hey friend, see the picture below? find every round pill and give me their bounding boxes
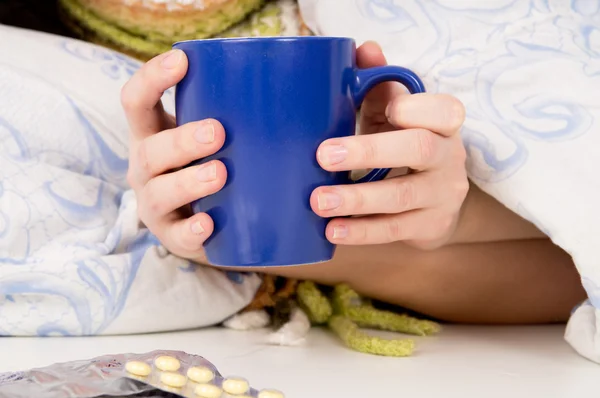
[194,383,223,398]
[222,377,249,395]
[154,356,181,372]
[125,361,151,377]
[258,389,285,398]
[187,366,215,384]
[160,372,187,388]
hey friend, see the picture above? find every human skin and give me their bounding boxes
[121,43,586,325]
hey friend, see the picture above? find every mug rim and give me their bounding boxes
[173,36,353,47]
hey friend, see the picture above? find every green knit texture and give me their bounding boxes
[331,284,440,336]
[296,281,332,324]
[59,0,287,59]
[297,282,440,357]
[328,315,415,357]
[222,2,283,38]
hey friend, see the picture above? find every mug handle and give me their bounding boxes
[352,66,426,183]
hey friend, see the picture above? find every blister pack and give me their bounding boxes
[0,350,284,398]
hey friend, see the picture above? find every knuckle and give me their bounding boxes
[393,179,416,211]
[347,187,366,213]
[136,140,154,177]
[174,168,193,197]
[385,218,404,242]
[176,167,206,199]
[360,138,379,165]
[120,81,141,112]
[143,183,167,216]
[172,126,191,156]
[414,129,437,165]
[353,222,369,243]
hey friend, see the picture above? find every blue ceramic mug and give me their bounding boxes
[173,37,425,267]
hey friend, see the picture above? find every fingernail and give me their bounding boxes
[196,163,216,182]
[331,225,348,240]
[190,221,205,235]
[194,123,215,144]
[318,192,342,211]
[318,144,347,166]
[161,49,183,69]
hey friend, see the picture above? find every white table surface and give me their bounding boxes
[0,325,598,397]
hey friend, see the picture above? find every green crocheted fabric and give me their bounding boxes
[331,284,440,337]
[58,0,298,60]
[221,2,284,38]
[297,281,441,357]
[297,281,332,323]
[328,315,416,357]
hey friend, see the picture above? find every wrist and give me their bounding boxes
[444,181,474,246]
[446,181,547,245]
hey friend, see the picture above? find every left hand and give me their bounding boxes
[310,42,469,250]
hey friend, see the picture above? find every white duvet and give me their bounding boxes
[1,0,599,366]
[0,24,261,336]
[298,0,600,362]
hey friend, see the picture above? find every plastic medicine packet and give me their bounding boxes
[0,350,284,398]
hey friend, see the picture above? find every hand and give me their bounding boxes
[121,49,226,261]
[310,42,469,250]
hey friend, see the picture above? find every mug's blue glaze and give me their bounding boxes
[174,37,425,267]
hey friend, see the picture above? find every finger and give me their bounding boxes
[317,128,449,171]
[356,41,405,123]
[311,173,439,217]
[356,41,387,69]
[356,42,397,106]
[121,49,188,142]
[138,160,226,223]
[325,210,456,245]
[386,93,465,137]
[159,212,214,254]
[132,119,225,186]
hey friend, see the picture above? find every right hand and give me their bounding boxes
[121,49,226,262]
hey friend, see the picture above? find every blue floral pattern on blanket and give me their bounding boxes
[0,81,144,335]
[60,40,140,80]
[304,0,600,363]
[354,0,598,182]
[59,39,176,100]
[0,27,258,336]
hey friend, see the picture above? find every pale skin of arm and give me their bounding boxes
[258,183,585,324]
[121,44,585,326]
[207,134,583,325]
[448,182,547,244]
